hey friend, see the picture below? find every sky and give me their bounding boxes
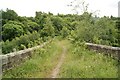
[0,0,119,17]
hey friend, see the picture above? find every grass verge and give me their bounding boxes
[58,42,118,78]
[3,39,63,78]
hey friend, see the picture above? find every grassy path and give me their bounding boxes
[3,39,69,78]
[3,39,118,78]
[50,46,66,78]
[3,39,60,78]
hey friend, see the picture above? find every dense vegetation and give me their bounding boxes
[1,8,119,54]
[1,5,119,78]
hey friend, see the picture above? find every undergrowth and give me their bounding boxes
[3,39,62,78]
[58,41,118,78]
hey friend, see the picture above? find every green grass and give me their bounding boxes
[3,39,63,78]
[2,39,118,78]
[58,42,118,78]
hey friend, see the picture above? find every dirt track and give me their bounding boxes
[50,46,66,78]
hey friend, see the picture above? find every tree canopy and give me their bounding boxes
[1,8,119,54]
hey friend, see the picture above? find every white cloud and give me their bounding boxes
[0,0,119,17]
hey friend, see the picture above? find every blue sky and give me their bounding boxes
[0,0,119,17]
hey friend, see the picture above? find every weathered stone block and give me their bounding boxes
[85,43,120,60]
[2,55,8,65]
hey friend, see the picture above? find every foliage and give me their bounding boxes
[40,17,55,37]
[51,16,65,35]
[35,11,47,29]
[24,20,40,33]
[69,13,119,47]
[60,26,70,38]
[2,31,41,54]
[1,8,120,54]
[2,21,24,41]
[116,18,120,47]
[2,8,18,25]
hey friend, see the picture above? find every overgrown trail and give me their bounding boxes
[3,39,70,78]
[50,46,66,78]
[3,39,117,78]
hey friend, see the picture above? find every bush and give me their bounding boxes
[2,31,42,54]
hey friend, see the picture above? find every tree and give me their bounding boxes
[3,8,18,20]
[51,16,64,35]
[2,21,24,41]
[2,8,18,25]
[0,10,2,41]
[61,26,70,38]
[40,17,55,37]
[116,18,120,46]
[35,11,47,29]
[27,20,40,32]
[17,16,40,33]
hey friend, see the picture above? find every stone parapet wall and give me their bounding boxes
[1,40,52,72]
[85,43,120,60]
